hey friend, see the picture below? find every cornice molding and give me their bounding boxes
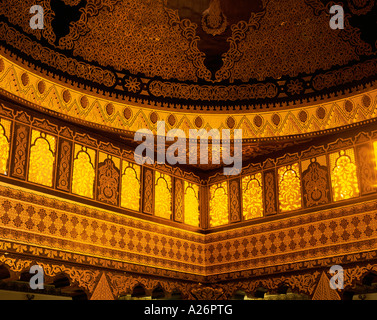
[0,52,377,141]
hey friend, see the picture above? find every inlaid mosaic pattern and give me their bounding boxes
[0,181,377,278]
[0,183,206,275]
[205,199,377,275]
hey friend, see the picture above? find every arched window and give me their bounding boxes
[0,119,11,175]
[28,130,55,187]
[278,163,302,212]
[154,172,172,220]
[242,173,263,220]
[121,161,141,211]
[209,182,229,227]
[184,182,200,227]
[330,149,359,201]
[72,144,95,198]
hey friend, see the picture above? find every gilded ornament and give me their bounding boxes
[201,0,228,36]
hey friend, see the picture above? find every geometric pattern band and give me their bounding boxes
[0,181,377,277]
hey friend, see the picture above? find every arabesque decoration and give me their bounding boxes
[0,118,10,175]
[209,182,229,227]
[330,149,360,202]
[184,182,200,227]
[154,172,172,220]
[278,163,302,212]
[121,161,141,212]
[242,173,264,220]
[72,145,96,199]
[28,130,55,187]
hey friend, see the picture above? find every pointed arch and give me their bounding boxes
[121,161,141,211]
[278,163,302,212]
[209,182,229,227]
[184,182,200,227]
[330,149,360,201]
[242,173,263,220]
[0,119,11,175]
[28,130,56,187]
[154,172,172,220]
[72,144,95,198]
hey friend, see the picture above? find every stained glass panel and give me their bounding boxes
[154,172,172,220]
[121,160,141,211]
[28,130,55,187]
[242,173,263,220]
[209,182,229,227]
[184,182,200,227]
[0,119,11,175]
[72,144,95,198]
[278,163,302,212]
[330,149,359,201]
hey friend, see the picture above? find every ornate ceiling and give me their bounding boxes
[0,0,376,172]
[1,0,376,107]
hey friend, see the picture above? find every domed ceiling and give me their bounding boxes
[0,0,376,173]
[1,0,376,105]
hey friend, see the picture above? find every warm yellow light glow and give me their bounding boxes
[121,161,141,211]
[330,149,359,201]
[154,172,172,220]
[72,145,95,198]
[278,163,302,212]
[242,173,263,220]
[0,119,11,175]
[374,141,377,172]
[184,182,200,227]
[28,130,55,187]
[209,182,229,227]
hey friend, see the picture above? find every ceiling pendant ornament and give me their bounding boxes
[201,0,228,36]
[347,0,375,15]
[61,0,82,6]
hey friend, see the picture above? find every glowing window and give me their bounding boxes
[184,182,200,227]
[330,149,359,201]
[28,130,56,187]
[209,182,229,227]
[278,163,302,212]
[242,173,263,220]
[374,141,377,170]
[154,172,172,220]
[121,160,141,211]
[0,119,11,175]
[72,144,96,198]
